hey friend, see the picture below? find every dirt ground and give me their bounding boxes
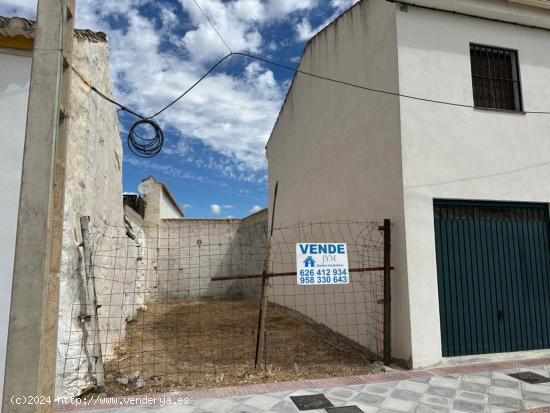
[103,299,385,396]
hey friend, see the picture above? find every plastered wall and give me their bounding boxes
[396,3,550,367]
[55,37,144,397]
[266,0,411,361]
[155,211,267,301]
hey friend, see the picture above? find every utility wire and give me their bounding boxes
[145,51,550,118]
[79,51,550,123]
[150,53,233,118]
[76,50,550,159]
[191,0,232,54]
[70,0,550,158]
[234,52,550,115]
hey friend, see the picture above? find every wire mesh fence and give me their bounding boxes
[57,217,390,397]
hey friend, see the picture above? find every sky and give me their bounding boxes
[1,0,359,218]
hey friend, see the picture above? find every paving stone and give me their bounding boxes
[352,401,381,413]
[524,391,550,403]
[459,382,488,394]
[461,375,491,385]
[353,392,386,406]
[230,405,265,413]
[451,399,484,412]
[397,381,430,394]
[420,394,451,408]
[520,381,550,393]
[429,377,459,389]
[242,395,282,409]
[488,395,523,410]
[410,377,431,384]
[271,400,299,413]
[199,399,239,413]
[329,389,358,400]
[382,397,416,412]
[427,387,456,398]
[456,391,488,402]
[390,389,421,402]
[415,404,449,413]
[489,386,522,399]
[525,400,550,409]
[94,363,550,413]
[491,378,519,389]
[487,407,511,413]
[362,385,392,395]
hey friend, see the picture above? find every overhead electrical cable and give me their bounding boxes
[74,0,550,157]
[191,0,232,54]
[80,51,550,157]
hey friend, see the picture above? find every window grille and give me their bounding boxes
[470,44,523,111]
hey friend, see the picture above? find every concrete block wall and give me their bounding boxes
[154,211,268,301]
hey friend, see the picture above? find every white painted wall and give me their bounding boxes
[396,3,550,367]
[160,190,184,219]
[267,0,412,362]
[55,37,133,397]
[0,49,31,407]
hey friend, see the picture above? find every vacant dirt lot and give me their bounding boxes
[103,298,384,395]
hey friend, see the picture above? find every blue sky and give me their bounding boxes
[1,0,359,218]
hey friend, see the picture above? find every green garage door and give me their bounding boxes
[434,200,550,357]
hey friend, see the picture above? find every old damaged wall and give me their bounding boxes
[55,36,144,397]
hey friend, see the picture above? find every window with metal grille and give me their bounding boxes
[470,44,523,111]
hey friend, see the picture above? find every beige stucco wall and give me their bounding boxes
[266,0,411,361]
[55,36,143,396]
[156,211,267,301]
[396,3,550,367]
[160,191,184,219]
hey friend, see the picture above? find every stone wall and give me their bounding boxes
[55,36,143,397]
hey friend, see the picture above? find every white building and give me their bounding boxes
[0,17,33,407]
[0,16,141,400]
[267,0,550,368]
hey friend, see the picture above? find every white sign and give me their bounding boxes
[296,243,349,285]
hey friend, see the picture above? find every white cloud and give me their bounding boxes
[296,18,316,42]
[183,203,192,209]
[0,0,36,18]
[0,0,346,173]
[249,205,263,213]
[211,204,222,214]
[295,0,360,41]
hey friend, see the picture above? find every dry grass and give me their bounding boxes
[103,299,384,396]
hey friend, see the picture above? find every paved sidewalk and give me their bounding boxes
[56,358,550,413]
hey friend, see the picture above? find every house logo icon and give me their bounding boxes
[303,256,316,268]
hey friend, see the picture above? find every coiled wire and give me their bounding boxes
[127,119,164,158]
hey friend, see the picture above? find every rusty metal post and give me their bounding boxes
[382,219,392,365]
[254,181,278,369]
[80,216,105,388]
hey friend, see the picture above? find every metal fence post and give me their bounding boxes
[383,219,392,365]
[80,216,105,388]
